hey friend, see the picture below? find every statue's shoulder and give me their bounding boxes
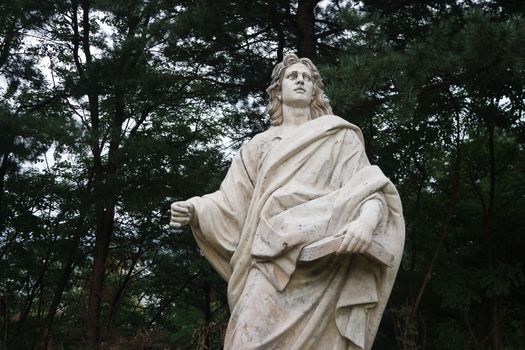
[241,127,279,155]
[315,115,365,145]
[250,127,276,142]
[318,114,359,129]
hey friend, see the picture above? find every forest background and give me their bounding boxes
[1,0,524,349]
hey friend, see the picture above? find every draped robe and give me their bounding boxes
[188,115,405,350]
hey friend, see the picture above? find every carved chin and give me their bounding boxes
[283,98,311,108]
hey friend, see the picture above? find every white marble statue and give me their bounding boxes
[170,54,405,350]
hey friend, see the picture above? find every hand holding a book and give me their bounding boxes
[335,217,375,254]
[336,199,383,254]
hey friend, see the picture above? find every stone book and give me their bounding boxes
[298,235,394,267]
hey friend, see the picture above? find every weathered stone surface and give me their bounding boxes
[170,54,405,350]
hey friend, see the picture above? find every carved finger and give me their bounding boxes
[171,207,189,216]
[359,239,371,253]
[169,221,182,228]
[171,203,189,213]
[355,239,364,253]
[347,236,359,253]
[353,238,364,253]
[173,216,191,225]
[336,230,350,253]
[171,212,189,220]
[170,217,185,225]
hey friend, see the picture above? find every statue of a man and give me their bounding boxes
[170,54,404,350]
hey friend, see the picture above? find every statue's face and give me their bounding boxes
[280,62,314,108]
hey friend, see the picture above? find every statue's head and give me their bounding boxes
[266,53,333,126]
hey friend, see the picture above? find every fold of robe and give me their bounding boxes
[188,115,405,350]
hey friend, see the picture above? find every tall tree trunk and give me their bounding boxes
[87,140,118,348]
[71,1,113,347]
[76,2,145,346]
[79,0,105,344]
[86,88,125,348]
[484,112,501,350]
[270,1,286,62]
[86,201,115,348]
[296,0,319,58]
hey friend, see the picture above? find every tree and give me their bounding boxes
[1,1,524,349]
[324,1,525,348]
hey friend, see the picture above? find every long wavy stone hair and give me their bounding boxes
[266,53,333,126]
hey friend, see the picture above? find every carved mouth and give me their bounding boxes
[294,88,305,93]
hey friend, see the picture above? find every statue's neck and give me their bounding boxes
[281,105,311,127]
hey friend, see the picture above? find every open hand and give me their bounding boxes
[170,201,195,228]
[335,218,375,254]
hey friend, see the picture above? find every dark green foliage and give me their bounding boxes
[0,0,524,349]
[322,1,525,349]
